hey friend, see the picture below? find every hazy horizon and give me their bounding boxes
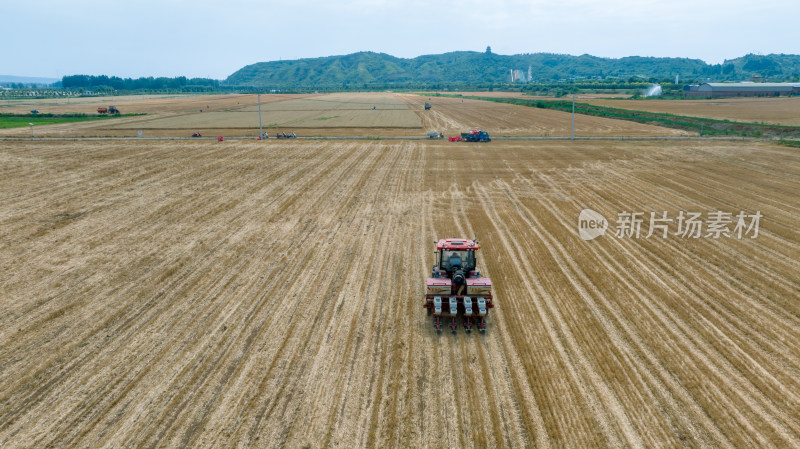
[4,0,795,80]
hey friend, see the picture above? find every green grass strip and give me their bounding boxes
[0,113,141,129]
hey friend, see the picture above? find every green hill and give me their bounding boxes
[722,53,800,78]
[224,51,800,89]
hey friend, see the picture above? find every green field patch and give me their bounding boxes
[0,113,138,129]
[777,140,800,148]
[314,115,340,121]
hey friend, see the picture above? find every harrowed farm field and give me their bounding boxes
[1,93,800,448]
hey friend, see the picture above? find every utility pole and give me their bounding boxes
[258,93,263,138]
[571,94,575,140]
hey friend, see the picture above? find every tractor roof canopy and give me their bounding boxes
[436,238,479,251]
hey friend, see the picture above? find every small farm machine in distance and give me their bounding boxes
[425,238,493,334]
[460,129,491,142]
[97,106,120,115]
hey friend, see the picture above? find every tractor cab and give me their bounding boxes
[432,238,480,277]
[442,250,472,271]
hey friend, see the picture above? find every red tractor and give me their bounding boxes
[425,238,493,334]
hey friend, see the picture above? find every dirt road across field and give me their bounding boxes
[1,139,798,448]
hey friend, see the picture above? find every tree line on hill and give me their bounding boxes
[60,75,221,92]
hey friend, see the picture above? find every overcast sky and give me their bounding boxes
[3,0,795,80]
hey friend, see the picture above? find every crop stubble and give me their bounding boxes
[397,94,689,137]
[2,92,690,138]
[586,97,800,126]
[0,139,799,448]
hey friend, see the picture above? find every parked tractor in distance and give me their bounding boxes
[425,238,493,334]
[461,129,491,142]
[424,102,432,110]
[97,106,120,115]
